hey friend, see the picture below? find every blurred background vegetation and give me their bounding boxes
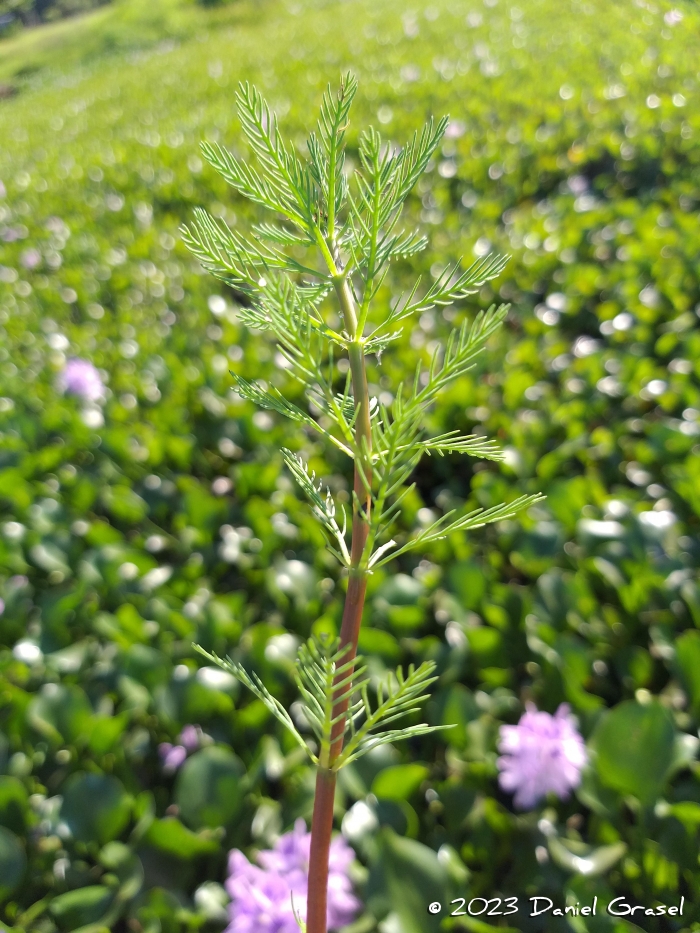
[1,0,700,930]
[0,0,226,35]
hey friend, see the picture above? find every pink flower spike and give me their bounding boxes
[20,249,41,270]
[179,724,201,752]
[225,819,359,933]
[159,743,187,774]
[497,703,587,809]
[61,359,105,402]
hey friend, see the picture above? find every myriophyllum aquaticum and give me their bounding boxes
[182,74,543,933]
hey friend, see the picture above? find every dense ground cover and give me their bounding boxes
[1,0,700,930]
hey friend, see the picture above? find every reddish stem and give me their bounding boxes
[306,284,372,933]
[306,768,337,933]
[306,501,369,933]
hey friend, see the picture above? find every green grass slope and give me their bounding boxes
[1,0,700,929]
[0,0,259,84]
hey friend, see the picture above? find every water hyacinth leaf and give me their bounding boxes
[174,746,246,829]
[433,684,479,751]
[144,816,219,860]
[675,631,700,715]
[29,541,71,577]
[447,561,485,610]
[0,827,25,902]
[50,886,114,931]
[69,927,110,933]
[26,683,93,745]
[101,485,149,524]
[372,764,429,801]
[668,732,699,778]
[99,842,144,901]
[375,798,419,838]
[60,773,131,844]
[591,701,675,803]
[0,469,32,511]
[0,734,7,774]
[667,802,700,831]
[88,712,130,756]
[436,844,470,885]
[193,882,230,923]
[547,836,626,876]
[356,627,401,662]
[576,766,620,817]
[0,776,29,834]
[143,817,219,859]
[376,574,425,607]
[374,574,426,631]
[132,888,185,933]
[367,828,449,933]
[122,644,172,690]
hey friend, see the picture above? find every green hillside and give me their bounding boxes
[0,0,257,84]
[1,0,700,929]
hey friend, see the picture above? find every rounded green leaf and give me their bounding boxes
[548,836,626,876]
[372,764,429,801]
[447,561,485,610]
[0,776,29,834]
[27,683,93,745]
[61,773,131,844]
[50,885,113,930]
[174,746,245,829]
[0,826,26,903]
[99,841,144,901]
[368,828,448,933]
[675,631,700,715]
[143,817,219,859]
[357,627,400,662]
[102,485,148,523]
[592,701,675,803]
[376,574,424,606]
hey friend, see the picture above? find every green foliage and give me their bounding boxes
[591,701,676,804]
[0,826,25,902]
[0,0,109,28]
[371,764,428,801]
[174,745,246,829]
[198,638,443,770]
[60,772,132,843]
[184,75,540,583]
[366,829,448,933]
[0,0,700,928]
[50,885,113,930]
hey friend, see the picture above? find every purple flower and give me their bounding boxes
[497,703,587,809]
[159,742,187,774]
[225,819,359,933]
[61,359,105,401]
[445,120,465,138]
[179,724,202,752]
[20,249,41,270]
